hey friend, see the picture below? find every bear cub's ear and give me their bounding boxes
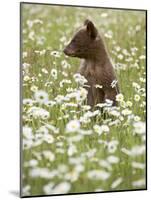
[84,19,98,39]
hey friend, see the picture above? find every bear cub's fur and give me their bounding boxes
[64,19,119,107]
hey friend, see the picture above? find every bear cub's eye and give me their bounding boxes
[72,38,78,43]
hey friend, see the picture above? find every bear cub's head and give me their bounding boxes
[63,19,100,59]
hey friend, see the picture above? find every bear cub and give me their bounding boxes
[64,19,119,107]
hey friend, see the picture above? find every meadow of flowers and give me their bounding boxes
[21,3,146,197]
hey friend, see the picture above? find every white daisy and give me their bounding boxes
[66,119,80,133]
[116,93,124,102]
[51,69,57,79]
[34,90,49,104]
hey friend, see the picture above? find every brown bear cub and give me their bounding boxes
[64,19,119,107]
